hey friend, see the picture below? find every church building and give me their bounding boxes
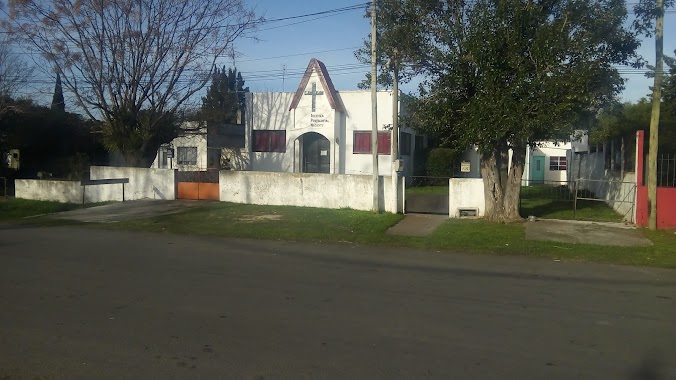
[155,58,425,176]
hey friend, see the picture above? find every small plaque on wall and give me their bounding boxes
[460,161,471,173]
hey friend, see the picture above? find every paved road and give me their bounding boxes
[1,225,675,379]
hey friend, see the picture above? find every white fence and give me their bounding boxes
[220,171,400,213]
[15,166,175,204]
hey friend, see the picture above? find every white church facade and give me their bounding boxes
[154,58,425,176]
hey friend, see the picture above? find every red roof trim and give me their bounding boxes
[288,58,345,112]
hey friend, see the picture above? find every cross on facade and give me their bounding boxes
[304,82,324,112]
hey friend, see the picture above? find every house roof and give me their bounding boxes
[288,58,345,112]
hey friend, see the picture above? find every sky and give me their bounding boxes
[229,0,676,103]
[13,0,676,107]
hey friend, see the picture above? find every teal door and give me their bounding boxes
[531,156,545,184]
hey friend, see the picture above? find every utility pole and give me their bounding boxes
[648,0,664,230]
[391,48,400,213]
[371,1,379,212]
[391,48,399,164]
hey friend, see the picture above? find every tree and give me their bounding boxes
[354,0,430,90]
[51,72,65,112]
[4,0,258,167]
[368,0,641,222]
[633,0,674,229]
[0,37,34,156]
[201,67,248,124]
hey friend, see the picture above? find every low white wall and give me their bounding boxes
[449,178,486,218]
[90,166,175,200]
[15,180,81,203]
[15,179,122,203]
[220,171,398,213]
[15,167,176,204]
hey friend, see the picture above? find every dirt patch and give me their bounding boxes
[237,214,283,223]
[525,219,653,247]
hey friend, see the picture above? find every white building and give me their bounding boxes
[522,141,573,185]
[154,58,424,176]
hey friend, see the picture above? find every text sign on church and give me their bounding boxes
[305,82,330,127]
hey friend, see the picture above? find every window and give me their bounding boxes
[253,130,286,152]
[400,132,411,156]
[549,156,567,171]
[353,131,391,154]
[177,147,197,165]
[415,135,424,151]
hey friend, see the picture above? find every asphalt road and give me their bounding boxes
[1,225,675,379]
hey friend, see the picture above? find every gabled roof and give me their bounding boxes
[288,58,345,112]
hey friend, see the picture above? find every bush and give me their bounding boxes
[425,148,457,177]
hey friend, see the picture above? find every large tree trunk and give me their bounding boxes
[481,143,525,223]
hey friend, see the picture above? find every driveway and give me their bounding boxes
[1,225,674,379]
[47,199,210,223]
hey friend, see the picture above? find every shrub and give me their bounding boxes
[425,148,457,177]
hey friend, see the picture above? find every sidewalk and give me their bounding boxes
[386,213,448,236]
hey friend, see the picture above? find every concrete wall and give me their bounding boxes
[15,180,122,203]
[90,166,175,201]
[448,178,486,218]
[220,171,399,213]
[16,167,176,204]
[16,180,84,203]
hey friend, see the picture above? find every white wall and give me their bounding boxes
[448,178,486,218]
[16,180,84,203]
[16,167,176,204]
[90,166,175,201]
[220,171,399,213]
[15,180,121,203]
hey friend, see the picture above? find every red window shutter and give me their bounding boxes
[253,131,267,152]
[377,131,391,155]
[272,131,286,152]
[354,132,371,154]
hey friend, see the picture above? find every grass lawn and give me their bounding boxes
[5,199,675,269]
[0,198,111,221]
[102,201,676,269]
[519,185,626,222]
[519,199,625,222]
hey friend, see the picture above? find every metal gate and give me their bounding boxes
[176,170,220,200]
[519,179,636,222]
[404,176,449,215]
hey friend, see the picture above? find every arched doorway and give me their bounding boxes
[300,132,330,173]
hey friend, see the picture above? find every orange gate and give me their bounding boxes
[176,170,219,201]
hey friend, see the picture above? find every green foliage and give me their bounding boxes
[414,0,639,151]
[369,0,642,220]
[101,109,179,167]
[0,97,107,177]
[354,0,428,89]
[425,148,457,177]
[201,67,248,124]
